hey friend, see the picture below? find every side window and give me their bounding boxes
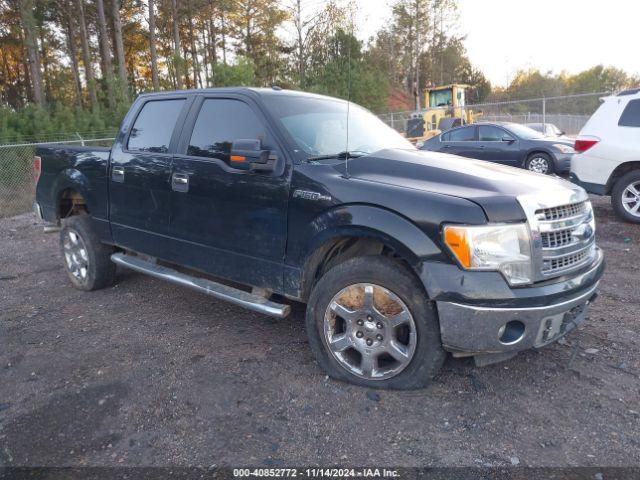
[449,126,475,141]
[619,99,640,127]
[128,99,185,153]
[188,99,266,164]
[479,125,507,141]
[441,131,450,141]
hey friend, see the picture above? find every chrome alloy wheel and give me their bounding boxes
[621,181,640,218]
[528,156,550,174]
[63,229,90,283]
[323,283,417,380]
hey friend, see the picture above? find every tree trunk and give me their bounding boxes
[64,15,83,108]
[19,0,44,107]
[148,0,160,91]
[111,0,128,99]
[171,0,184,89]
[95,0,116,107]
[76,0,98,110]
[187,2,201,88]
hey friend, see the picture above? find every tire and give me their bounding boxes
[611,170,640,224]
[525,152,555,175]
[59,214,116,291]
[305,256,446,390]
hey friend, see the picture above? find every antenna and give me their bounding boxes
[344,3,354,179]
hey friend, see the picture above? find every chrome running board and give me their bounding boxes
[111,253,291,318]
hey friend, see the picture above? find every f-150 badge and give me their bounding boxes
[293,190,332,202]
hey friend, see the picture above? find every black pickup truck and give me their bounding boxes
[34,88,604,389]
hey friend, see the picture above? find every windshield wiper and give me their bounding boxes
[306,150,367,161]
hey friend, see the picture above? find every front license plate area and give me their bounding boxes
[535,303,587,347]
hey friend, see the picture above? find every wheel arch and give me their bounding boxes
[297,204,441,301]
[53,168,93,219]
[605,161,640,194]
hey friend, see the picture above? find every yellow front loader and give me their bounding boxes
[405,84,482,145]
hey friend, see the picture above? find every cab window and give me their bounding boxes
[188,99,266,164]
[128,99,185,153]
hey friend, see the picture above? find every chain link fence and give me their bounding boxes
[379,91,610,137]
[0,132,116,218]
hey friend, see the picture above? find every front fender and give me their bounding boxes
[305,204,442,265]
[286,204,447,300]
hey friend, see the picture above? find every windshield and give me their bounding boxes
[429,89,453,107]
[263,94,414,159]
[505,123,545,140]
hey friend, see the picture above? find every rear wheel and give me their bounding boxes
[525,152,554,175]
[305,256,445,390]
[611,170,640,224]
[60,215,116,291]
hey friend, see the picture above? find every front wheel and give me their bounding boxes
[305,256,445,390]
[525,153,555,175]
[611,170,640,224]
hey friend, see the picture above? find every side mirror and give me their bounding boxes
[559,131,566,136]
[230,139,275,173]
[502,135,515,143]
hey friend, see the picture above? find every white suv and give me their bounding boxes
[571,88,640,223]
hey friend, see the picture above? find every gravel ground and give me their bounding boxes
[0,195,639,468]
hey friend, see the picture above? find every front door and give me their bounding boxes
[476,125,520,166]
[109,97,190,255]
[168,96,290,291]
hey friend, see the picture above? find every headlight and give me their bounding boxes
[443,223,533,286]
[553,144,576,154]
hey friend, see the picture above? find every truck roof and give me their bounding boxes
[136,86,347,104]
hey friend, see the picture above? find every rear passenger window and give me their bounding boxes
[449,126,475,141]
[188,99,265,164]
[619,99,640,127]
[128,99,185,153]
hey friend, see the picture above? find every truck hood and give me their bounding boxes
[341,149,584,222]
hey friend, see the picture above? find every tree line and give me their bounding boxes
[0,0,637,141]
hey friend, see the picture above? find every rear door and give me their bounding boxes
[168,95,290,290]
[440,125,479,158]
[109,96,190,255]
[477,125,520,166]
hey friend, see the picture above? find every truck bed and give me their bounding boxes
[35,144,112,225]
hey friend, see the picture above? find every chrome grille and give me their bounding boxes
[543,248,590,274]
[536,201,587,221]
[541,228,573,248]
[518,190,597,282]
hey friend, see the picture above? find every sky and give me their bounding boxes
[355,0,639,87]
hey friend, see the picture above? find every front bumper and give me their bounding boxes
[553,153,573,173]
[434,249,604,355]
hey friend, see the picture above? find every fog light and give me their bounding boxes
[498,321,525,345]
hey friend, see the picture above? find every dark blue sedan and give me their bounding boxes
[420,122,576,174]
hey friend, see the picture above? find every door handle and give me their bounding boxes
[172,173,189,192]
[112,166,125,183]
[479,145,486,149]
[443,145,451,149]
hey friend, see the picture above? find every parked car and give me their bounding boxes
[33,88,603,389]
[570,88,640,223]
[420,122,576,174]
[525,122,570,139]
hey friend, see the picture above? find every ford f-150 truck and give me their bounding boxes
[34,88,604,389]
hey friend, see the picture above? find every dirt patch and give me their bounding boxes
[0,195,638,467]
